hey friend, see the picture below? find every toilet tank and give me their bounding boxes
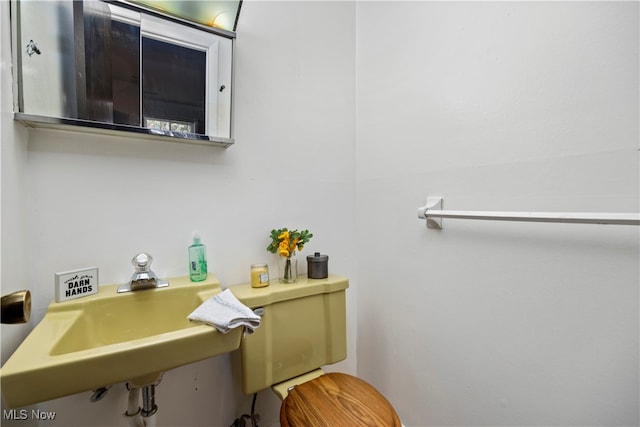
[230,275,348,394]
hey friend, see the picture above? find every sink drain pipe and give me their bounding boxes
[141,385,158,418]
[124,385,158,427]
[140,384,158,427]
[124,386,144,427]
[124,376,161,427]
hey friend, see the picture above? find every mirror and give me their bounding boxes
[11,0,236,147]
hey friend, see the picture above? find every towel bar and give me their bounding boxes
[418,197,640,229]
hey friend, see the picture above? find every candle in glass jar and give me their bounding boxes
[250,264,270,288]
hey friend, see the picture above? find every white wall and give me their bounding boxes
[1,0,30,368]
[1,2,356,426]
[356,2,639,426]
[3,1,638,426]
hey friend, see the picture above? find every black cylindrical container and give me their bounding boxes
[307,252,328,279]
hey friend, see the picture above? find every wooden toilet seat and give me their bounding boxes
[280,373,402,427]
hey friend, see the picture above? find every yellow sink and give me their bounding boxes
[1,275,242,408]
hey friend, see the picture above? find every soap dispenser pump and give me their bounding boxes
[189,233,208,282]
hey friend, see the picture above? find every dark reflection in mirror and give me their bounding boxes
[111,21,141,126]
[57,2,78,119]
[77,0,113,122]
[142,38,206,134]
[77,6,207,133]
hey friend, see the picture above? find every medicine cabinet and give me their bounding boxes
[11,0,239,147]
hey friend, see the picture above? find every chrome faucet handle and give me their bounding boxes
[117,253,169,293]
[132,253,153,273]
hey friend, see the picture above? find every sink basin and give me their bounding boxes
[1,275,242,408]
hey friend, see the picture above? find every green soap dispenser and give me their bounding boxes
[189,233,208,282]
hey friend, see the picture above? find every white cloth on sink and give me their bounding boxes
[188,289,261,334]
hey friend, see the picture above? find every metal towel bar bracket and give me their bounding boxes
[418,197,640,229]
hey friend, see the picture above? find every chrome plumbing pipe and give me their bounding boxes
[141,385,158,418]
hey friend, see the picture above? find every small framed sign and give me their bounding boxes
[55,267,99,302]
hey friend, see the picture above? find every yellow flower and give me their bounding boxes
[290,237,300,253]
[267,228,313,258]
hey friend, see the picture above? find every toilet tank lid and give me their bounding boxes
[228,275,348,308]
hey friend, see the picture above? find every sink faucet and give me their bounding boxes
[117,253,169,293]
